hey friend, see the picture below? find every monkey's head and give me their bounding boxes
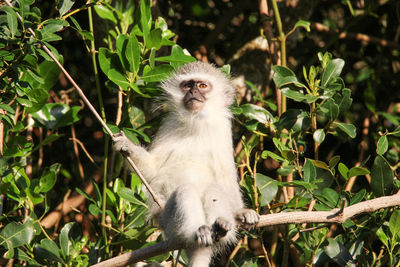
[161,62,236,116]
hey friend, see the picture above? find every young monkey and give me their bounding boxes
[113,61,259,266]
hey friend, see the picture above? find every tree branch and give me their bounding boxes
[312,22,400,50]
[91,191,400,267]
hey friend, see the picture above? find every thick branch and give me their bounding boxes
[91,191,400,267]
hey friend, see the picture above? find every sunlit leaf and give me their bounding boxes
[321,58,345,87]
[348,167,370,178]
[293,19,311,32]
[376,135,388,156]
[335,122,356,138]
[58,0,76,16]
[94,4,117,24]
[256,173,278,206]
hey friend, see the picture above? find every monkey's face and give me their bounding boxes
[180,79,211,112]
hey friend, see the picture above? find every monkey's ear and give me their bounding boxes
[224,84,236,106]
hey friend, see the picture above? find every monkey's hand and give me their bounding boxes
[112,131,136,156]
[196,225,213,247]
[211,217,234,242]
[235,209,260,229]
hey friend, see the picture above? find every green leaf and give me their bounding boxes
[75,188,95,204]
[141,64,173,82]
[350,189,366,205]
[370,155,394,197]
[324,238,354,266]
[277,109,311,133]
[310,160,330,171]
[126,32,141,74]
[147,28,162,49]
[376,227,388,247]
[389,210,400,239]
[321,58,345,87]
[240,104,274,124]
[313,129,326,144]
[117,187,146,206]
[139,0,152,47]
[338,163,349,179]
[58,0,76,16]
[256,173,278,206]
[108,69,131,90]
[335,122,356,138]
[3,6,18,38]
[0,221,34,251]
[318,98,339,121]
[334,88,352,112]
[88,203,102,216]
[31,103,80,129]
[156,45,196,69]
[376,135,388,156]
[277,164,295,176]
[43,19,69,33]
[281,88,306,102]
[261,150,285,163]
[98,48,130,90]
[329,155,340,169]
[321,188,339,206]
[293,19,311,32]
[34,239,64,264]
[272,65,296,88]
[59,222,74,258]
[348,167,370,178]
[39,170,57,193]
[94,4,117,24]
[38,60,61,91]
[116,34,129,71]
[390,126,400,137]
[303,159,316,182]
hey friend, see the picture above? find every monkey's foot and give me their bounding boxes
[112,131,133,156]
[196,225,213,247]
[236,209,260,228]
[212,217,233,242]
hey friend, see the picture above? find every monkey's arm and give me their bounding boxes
[112,131,156,178]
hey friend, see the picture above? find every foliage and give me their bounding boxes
[1,0,399,266]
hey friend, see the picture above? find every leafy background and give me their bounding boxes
[1,0,400,266]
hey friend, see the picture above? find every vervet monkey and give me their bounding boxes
[113,61,259,266]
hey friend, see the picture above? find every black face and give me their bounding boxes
[180,79,211,112]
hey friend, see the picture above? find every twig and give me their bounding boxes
[91,191,400,267]
[312,22,400,50]
[4,0,164,209]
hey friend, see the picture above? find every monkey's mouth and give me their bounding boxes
[186,97,204,103]
[184,97,205,111]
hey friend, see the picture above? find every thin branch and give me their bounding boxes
[312,22,400,50]
[91,191,400,267]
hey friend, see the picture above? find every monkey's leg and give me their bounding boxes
[202,184,236,242]
[186,247,213,267]
[160,184,212,246]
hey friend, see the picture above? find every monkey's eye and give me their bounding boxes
[183,83,193,90]
[199,83,207,89]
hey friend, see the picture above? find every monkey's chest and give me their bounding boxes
[157,152,228,190]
